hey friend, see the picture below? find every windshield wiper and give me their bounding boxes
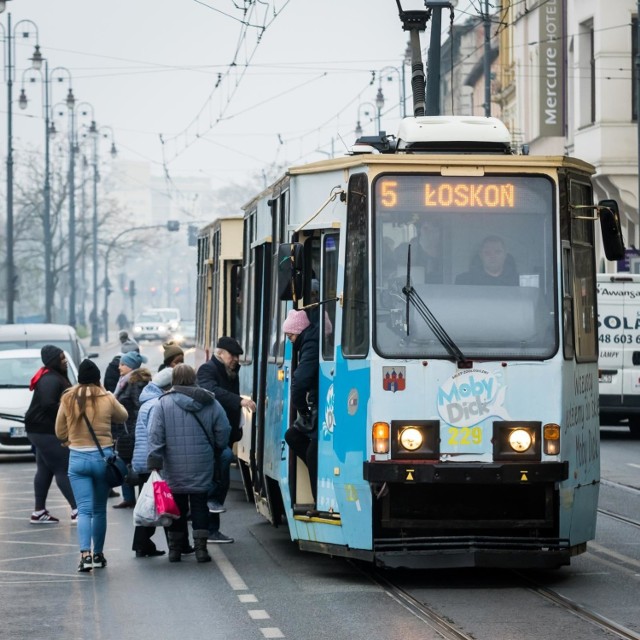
[402,245,471,367]
[0,384,28,388]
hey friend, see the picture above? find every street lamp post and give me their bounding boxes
[65,87,77,327]
[378,66,405,118]
[2,13,39,323]
[354,101,377,137]
[375,86,385,133]
[22,62,76,323]
[89,121,117,347]
[103,222,179,343]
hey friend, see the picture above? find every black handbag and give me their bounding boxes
[115,426,135,462]
[81,412,129,488]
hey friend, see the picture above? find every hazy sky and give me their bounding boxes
[3,0,479,190]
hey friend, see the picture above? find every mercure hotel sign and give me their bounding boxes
[539,0,564,136]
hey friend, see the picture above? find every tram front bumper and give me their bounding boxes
[363,460,569,484]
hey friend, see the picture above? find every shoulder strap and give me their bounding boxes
[192,411,216,451]
[81,411,107,460]
[164,389,216,450]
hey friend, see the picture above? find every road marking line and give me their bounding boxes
[589,542,640,570]
[239,594,258,603]
[0,569,84,578]
[260,629,284,639]
[0,552,75,563]
[209,545,248,590]
[628,463,640,470]
[2,540,77,547]
[249,610,270,620]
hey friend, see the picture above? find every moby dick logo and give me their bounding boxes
[437,369,510,427]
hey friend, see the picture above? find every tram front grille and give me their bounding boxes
[377,483,557,537]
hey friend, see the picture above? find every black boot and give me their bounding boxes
[193,529,211,563]
[167,531,184,563]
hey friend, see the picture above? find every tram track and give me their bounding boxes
[354,557,640,640]
[514,572,640,640]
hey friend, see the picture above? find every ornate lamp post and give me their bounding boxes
[21,54,74,323]
[1,12,39,323]
[354,101,377,137]
[88,121,117,346]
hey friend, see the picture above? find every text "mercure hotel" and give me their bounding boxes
[424,183,515,208]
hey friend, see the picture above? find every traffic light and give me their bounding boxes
[167,220,180,232]
[129,280,136,298]
[188,224,198,247]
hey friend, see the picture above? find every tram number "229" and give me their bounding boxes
[448,426,482,446]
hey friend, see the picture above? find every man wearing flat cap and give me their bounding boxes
[196,336,256,544]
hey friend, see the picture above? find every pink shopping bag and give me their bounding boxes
[152,477,180,519]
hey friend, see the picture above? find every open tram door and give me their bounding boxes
[277,228,341,517]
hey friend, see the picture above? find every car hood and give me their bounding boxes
[0,387,33,417]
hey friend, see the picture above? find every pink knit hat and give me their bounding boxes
[282,309,310,335]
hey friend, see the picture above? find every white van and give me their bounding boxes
[597,273,640,436]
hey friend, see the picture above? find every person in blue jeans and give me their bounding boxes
[56,360,128,572]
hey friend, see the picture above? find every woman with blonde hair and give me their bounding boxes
[56,359,128,572]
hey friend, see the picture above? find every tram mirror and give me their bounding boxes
[598,199,625,261]
[278,242,305,301]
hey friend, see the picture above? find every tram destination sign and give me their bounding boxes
[375,175,551,214]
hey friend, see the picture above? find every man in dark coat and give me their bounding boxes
[196,336,255,543]
[24,345,77,523]
[282,309,319,506]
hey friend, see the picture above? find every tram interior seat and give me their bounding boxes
[409,284,540,344]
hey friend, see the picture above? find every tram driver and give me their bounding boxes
[455,235,519,286]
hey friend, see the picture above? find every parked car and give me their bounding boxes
[0,349,78,455]
[0,324,95,368]
[173,320,196,348]
[132,310,171,341]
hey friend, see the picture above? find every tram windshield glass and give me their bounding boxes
[373,174,556,359]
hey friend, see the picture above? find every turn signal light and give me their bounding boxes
[543,423,560,455]
[372,422,390,454]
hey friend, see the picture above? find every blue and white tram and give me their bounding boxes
[233,115,624,569]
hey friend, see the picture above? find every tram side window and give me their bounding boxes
[269,191,288,362]
[322,234,339,360]
[342,172,369,357]
[570,181,597,362]
[241,210,257,362]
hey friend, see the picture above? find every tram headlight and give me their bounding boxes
[390,420,440,460]
[508,429,532,452]
[399,427,423,451]
[492,421,541,461]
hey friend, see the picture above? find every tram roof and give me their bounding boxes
[287,152,595,176]
[242,153,595,212]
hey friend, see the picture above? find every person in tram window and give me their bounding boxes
[282,309,319,510]
[406,218,444,284]
[196,336,255,544]
[455,235,519,286]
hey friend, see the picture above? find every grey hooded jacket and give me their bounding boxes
[147,385,231,494]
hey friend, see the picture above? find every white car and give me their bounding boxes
[0,349,78,455]
[132,311,171,341]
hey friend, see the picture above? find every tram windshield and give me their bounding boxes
[374,174,556,359]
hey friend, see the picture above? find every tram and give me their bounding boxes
[194,3,625,568]
[194,216,243,369]
[225,115,624,569]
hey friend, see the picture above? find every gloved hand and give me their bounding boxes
[146,453,163,471]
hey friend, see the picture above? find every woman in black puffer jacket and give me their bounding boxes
[112,351,151,508]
